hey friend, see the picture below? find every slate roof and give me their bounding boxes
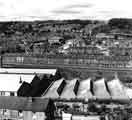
[0,68,57,75]
[0,74,35,92]
[0,96,51,112]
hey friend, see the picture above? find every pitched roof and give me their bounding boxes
[60,79,79,99]
[42,77,130,102]
[0,74,35,91]
[125,87,132,99]
[107,78,129,100]
[0,96,51,112]
[77,78,93,100]
[0,68,57,75]
[93,78,110,100]
[43,78,65,98]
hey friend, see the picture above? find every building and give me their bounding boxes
[0,74,38,120]
[42,76,132,119]
[71,115,100,120]
[0,68,57,75]
[60,79,79,100]
[32,40,49,54]
[43,78,65,99]
[93,78,110,100]
[42,76,131,101]
[107,77,129,101]
[95,33,114,39]
[0,73,36,96]
[0,96,55,120]
[48,36,63,44]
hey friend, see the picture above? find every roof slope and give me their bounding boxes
[0,74,35,92]
[0,68,57,75]
[60,79,79,100]
[0,96,51,112]
[77,78,93,100]
[125,87,132,99]
[94,78,110,100]
[17,82,32,97]
[107,78,129,100]
[43,78,65,98]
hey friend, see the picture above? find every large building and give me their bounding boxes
[0,96,55,120]
[0,69,59,120]
[42,75,132,119]
[0,74,37,120]
[43,76,132,101]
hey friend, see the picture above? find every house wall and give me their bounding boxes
[0,91,18,120]
[23,111,33,120]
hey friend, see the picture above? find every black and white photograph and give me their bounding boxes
[0,0,132,120]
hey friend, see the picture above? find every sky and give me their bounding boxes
[0,0,132,21]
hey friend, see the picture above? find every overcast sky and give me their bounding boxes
[0,0,132,21]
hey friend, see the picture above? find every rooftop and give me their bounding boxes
[0,74,36,91]
[77,78,93,100]
[0,68,57,75]
[60,79,79,100]
[93,78,110,100]
[42,76,132,101]
[0,96,51,112]
[44,78,65,98]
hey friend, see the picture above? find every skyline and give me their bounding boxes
[0,0,132,21]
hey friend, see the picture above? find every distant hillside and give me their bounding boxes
[92,18,132,34]
[108,18,132,29]
[0,18,132,54]
[0,18,132,36]
[0,20,101,35]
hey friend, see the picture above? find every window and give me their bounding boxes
[16,57,24,63]
[0,91,5,96]
[10,92,14,96]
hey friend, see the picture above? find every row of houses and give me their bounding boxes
[2,53,132,69]
[0,68,132,120]
[0,68,60,120]
[95,33,132,49]
[95,33,132,40]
